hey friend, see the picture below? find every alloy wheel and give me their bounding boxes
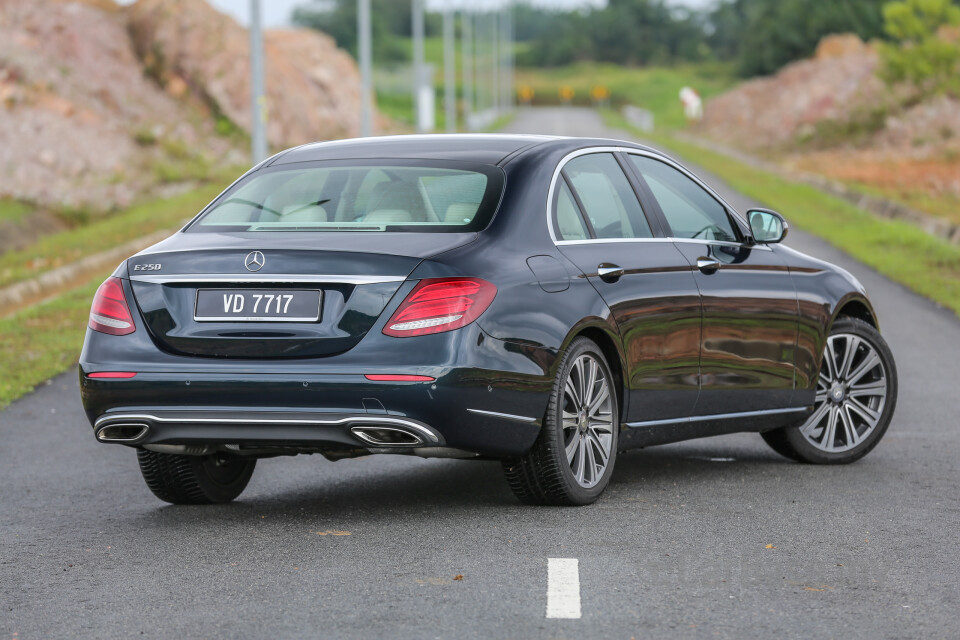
[562,354,615,488]
[800,333,889,453]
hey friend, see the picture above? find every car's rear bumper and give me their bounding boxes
[79,330,556,457]
[83,378,543,457]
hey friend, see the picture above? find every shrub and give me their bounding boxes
[879,0,960,97]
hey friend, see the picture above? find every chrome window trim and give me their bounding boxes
[625,406,808,429]
[554,237,771,251]
[555,238,672,246]
[546,146,630,244]
[546,146,763,250]
[130,274,407,285]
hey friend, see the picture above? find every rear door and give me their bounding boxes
[552,151,701,422]
[624,152,799,415]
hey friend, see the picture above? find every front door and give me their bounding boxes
[551,152,702,423]
[625,153,799,415]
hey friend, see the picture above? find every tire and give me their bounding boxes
[502,337,619,505]
[136,449,256,504]
[760,317,898,464]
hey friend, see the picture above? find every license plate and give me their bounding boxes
[194,289,322,322]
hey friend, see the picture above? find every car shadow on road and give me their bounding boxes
[124,440,794,528]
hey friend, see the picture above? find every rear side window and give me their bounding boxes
[563,154,652,239]
[188,161,502,233]
[628,155,738,242]
[554,180,590,241]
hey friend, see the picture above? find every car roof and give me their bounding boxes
[267,134,661,166]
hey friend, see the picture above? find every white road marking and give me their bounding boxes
[546,558,582,619]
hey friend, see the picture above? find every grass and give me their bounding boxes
[0,199,32,224]
[376,91,450,132]
[601,110,960,317]
[378,36,528,131]
[0,168,241,290]
[373,52,734,134]
[514,62,736,129]
[848,181,960,227]
[0,272,107,408]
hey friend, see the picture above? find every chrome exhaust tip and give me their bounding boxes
[96,423,149,443]
[350,425,425,447]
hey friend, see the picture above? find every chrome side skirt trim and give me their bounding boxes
[94,413,440,444]
[467,408,538,424]
[129,274,406,285]
[626,406,809,429]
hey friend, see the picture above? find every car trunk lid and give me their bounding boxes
[127,232,475,358]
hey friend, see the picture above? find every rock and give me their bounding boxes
[126,0,364,147]
[815,34,869,60]
[700,34,884,151]
[0,0,366,219]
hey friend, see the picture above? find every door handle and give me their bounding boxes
[597,263,624,282]
[696,257,721,274]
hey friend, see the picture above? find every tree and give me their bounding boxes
[520,0,709,67]
[722,0,889,77]
[291,0,418,63]
[880,0,960,96]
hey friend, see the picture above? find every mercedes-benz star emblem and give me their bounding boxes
[244,251,265,272]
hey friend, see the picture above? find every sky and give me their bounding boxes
[202,0,714,28]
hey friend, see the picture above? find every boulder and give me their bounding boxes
[126,0,363,147]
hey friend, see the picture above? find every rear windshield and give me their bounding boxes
[187,160,503,233]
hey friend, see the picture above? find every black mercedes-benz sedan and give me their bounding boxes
[79,134,898,506]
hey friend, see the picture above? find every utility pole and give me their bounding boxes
[504,2,513,112]
[412,0,426,133]
[443,5,456,133]
[249,0,267,163]
[492,11,500,117]
[461,10,473,129]
[358,0,373,137]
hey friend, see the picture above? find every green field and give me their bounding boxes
[515,62,735,129]
[0,169,241,290]
[0,273,107,408]
[0,199,32,224]
[377,43,735,133]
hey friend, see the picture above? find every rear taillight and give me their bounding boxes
[87,372,138,379]
[364,374,436,382]
[383,277,496,337]
[88,277,135,336]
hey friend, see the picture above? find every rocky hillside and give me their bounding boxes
[696,35,959,218]
[0,0,363,219]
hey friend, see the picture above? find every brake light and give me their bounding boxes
[383,277,496,337]
[88,277,135,336]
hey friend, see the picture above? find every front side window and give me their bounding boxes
[562,153,653,240]
[628,155,738,243]
[188,162,500,233]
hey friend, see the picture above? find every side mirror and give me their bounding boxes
[747,208,788,244]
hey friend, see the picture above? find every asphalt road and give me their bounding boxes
[3,107,959,639]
